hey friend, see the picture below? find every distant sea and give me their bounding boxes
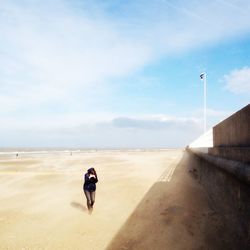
[0,147,179,157]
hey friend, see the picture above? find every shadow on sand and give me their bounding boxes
[71,202,88,212]
[106,153,232,250]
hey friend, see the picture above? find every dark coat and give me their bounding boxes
[83,173,98,192]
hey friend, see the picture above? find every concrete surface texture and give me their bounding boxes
[208,146,250,164]
[213,104,250,147]
[186,150,250,250]
[186,103,250,250]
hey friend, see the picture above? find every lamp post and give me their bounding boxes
[200,72,207,133]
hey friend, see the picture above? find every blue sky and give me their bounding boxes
[0,0,250,148]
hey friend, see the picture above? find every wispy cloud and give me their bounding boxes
[112,115,200,130]
[0,113,203,147]
[1,0,250,112]
[0,1,152,113]
[223,67,250,94]
[192,108,231,119]
[1,0,250,147]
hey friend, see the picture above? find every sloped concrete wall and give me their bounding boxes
[186,150,250,250]
[186,103,250,249]
[208,147,250,164]
[213,104,250,147]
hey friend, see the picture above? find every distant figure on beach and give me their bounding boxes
[16,153,18,158]
[83,168,98,213]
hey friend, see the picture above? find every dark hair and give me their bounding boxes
[87,168,94,174]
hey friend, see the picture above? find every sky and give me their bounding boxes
[0,0,250,148]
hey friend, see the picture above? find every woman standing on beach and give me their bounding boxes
[83,168,98,213]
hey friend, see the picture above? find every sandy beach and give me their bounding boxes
[0,149,184,250]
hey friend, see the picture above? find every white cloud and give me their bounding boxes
[1,0,250,110]
[120,0,250,54]
[224,67,250,94]
[0,113,203,147]
[112,115,200,130]
[0,0,153,112]
[205,109,231,117]
[192,108,232,120]
[0,113,201,130]
[1,0,250,147]
[189,108,234,132]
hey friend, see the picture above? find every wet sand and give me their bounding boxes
[0,149,183,250]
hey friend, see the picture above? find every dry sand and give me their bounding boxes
[107,152,228,250]
[0,149,226,250]
[0,149,183,250]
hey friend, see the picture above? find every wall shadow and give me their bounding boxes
[106,153,233,250]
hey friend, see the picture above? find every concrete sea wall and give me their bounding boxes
[213,104,250,147]
[187,103,250,250]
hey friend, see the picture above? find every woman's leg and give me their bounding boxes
[84,190,92,210]
[90,191,96,207]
